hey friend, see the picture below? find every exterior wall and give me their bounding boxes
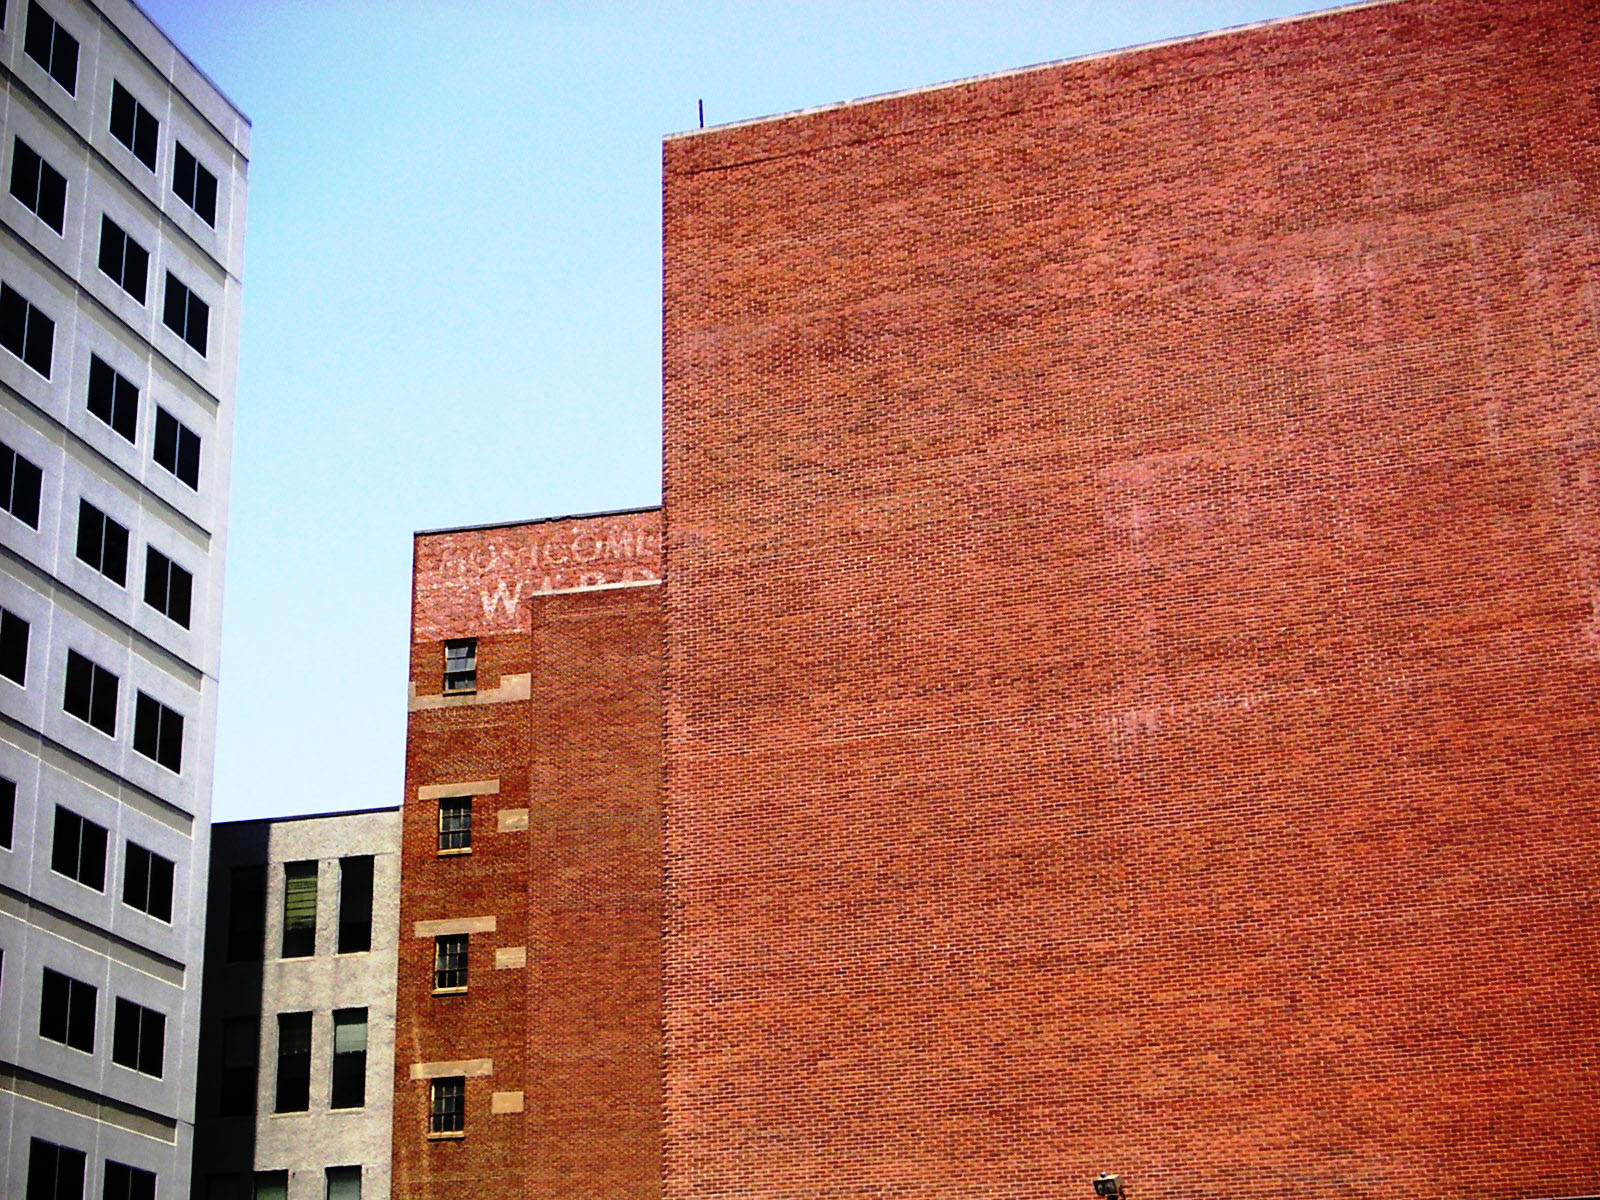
[194,808,402,1200]
[0,2,247,1197]
[661,2,1600,1199]
[392,511,662,1200]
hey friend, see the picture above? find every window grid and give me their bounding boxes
[109,81,158,171]
[1,440,43,527]
[122,841,175,922]
[38,966,95,1052]
[433,933,468,991]
[1,280,55,377]
[111,996,165,1077]
[173,143,218,225]
[9,137,67,233]
[282,860,317,957]
[153,406,201,488]
[87,355,139,442]
[25,1137,86,1200]
[132,691,184,772]
[76,498,130,586]
[102,1161,157,1200]
[438,797,471,852]
[23,2,78,94]
[1,605,29,684]
[429,1076,465,1135]
[443,638,476,693]
[97,215,149,302]
[50,804,107,891]
[144,545,194,628]
[161,272,209,355]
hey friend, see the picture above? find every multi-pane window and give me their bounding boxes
[330,1007,367,1109]
[23,2,78,94]
[443,638,477,693]
[87,355,139,442]
[76,499,130,586]
[108,81,158,171]
[25,1137,86,1200]
[0,775,14,849]
[325,1167,362,1200]
[122,841,174,922]
[51,804,107,890]
[438,797,471,852]
[39,966,95,1051]
[161,272,208,355]
[433,933,468,991]
[132,691,183,772]
[219,1016,258,1116]
[1,439,43,527]
[102,1161,157,1200]
[337,855,373,953]
[1,280,55,377]
[111,997,165,1076]
[282,860,317,957]
[274,1011,311,1112]
[430,1076,465,1135]
[9,137,66,233]
[153,406,200,488]
[1,604,29,684]
[173,143,218,226]
[254,1172,289,1200]
[97,216,149,303]
[63,649,118,735]
[226,865,266,961]
[144,546,193,629]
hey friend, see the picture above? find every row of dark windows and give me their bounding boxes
[45,800,177,920]
[76,498,196,626]
[217,1008,369,1117]
[226,856,375,961]
[203,1167,364,1200]
[3,268,210,369]
[27,1138,156,1200]
[38,964,166,1075]
[22,2,221,225]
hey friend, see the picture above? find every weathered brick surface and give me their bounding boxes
[392,514,663,1200]
[661,2,1600,1198]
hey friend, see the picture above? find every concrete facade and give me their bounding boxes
[195,807,402,1200]
[0,2,247,1197]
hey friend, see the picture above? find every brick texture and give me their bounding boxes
[661,2,1600,1198]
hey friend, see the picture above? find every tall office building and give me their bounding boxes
[0,2,247,1198]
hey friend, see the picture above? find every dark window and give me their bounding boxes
[153,406,200,489]
[325,1167,361,1200]
[75,499,130,586]
[96,216,149,303]
[254,1172,288,1200]
[23,2,78,94]
[433,933,467,991]
[1,439,43,527]
[101,1161,157,1200]
[51,804,107,891]
[429,1076,465,1135]
[111,996,164,1076]
[87,356,139,442]
[282,860,317,957]
[203,1176,242,1200]
[122,842,174,922]
[9,137,67,233]
[1,605,29,684]
[438,797,471,852]
[161,273,208,355]
[219,1016,258,1116]
[25,1137,86,1200]
[274,1011,311,1112]
[108,82,158,172]
[337,856,373,954]
[173,143,217,226]
[329,1007,367,1109]
[132,692,183,772]
[226,865,265,960]
[39,966,95,1051]
[63,649,118,735]
[0,775,14,849]
[143,546,192,628]
[1,280,56,377]
[443,638,476,693]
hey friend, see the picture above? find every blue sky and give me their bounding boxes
[135,0,1325,821]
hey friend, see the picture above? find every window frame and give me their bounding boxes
[433,933,468,993]
[75,498,130,586]
[50,803,107,891]
[337,855,374,954]
[111,995,165,1077]
[108,80,158,172]
[87,354,139,442]
[132,690,184,772]
[96,215,149,303]
[173,142,218,226]
[23,2,79,95]
[0,604,30,685]
[38,965,95,1053]
[9,136,67,234]
[437,796,471,854]
[429,1076,465,1137]
[122,840,175,922]
[273,1011,312,1113]
[443,637,477,694]
[25,1136,87,1200]
[1,279,56,378]
[329,1007,367,1110]
[1,439,43,527]
[153,405,201,489]
[161,272,209,355]
[143,545,194,628]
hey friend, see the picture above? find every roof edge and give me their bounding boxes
[214,805,400,827]
[414,504,661,539]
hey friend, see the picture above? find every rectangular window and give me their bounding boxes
[429,1076,465,1135]
[0,775,14,849]
[443,638,477,693]
[325,1167,361,1200]
[254,1172,288,1200]
[122,842,174,922]
[1,280,56,377]
[50,804,107,891]
[63,650,118,735]
[282,860,317,957]
[337,855,373,954]
[75,499,130,586]
[132,691,183,772]
[143,546,193,628]
[1,604,29,684]
[329,1007,367,1109]
[153,406,200,488]
[1,439,43,528]
[226,865,266,960]
[9,137,66,233]
[161,272,208,355]
[111,996,164,1076]
[25,1137,86,1200]
[204,1177,242,1200]
[438,797,471,852]
[87,356,139,442]
[102,1161,157,1200]
[219,1016,258,1116]
[108,81,158,171]
[97,216,149,303]
[39,966,95,1052]
[23,2,78,94]
[433,933,467,992]
[274,1011,311,1112]
[173,143,218,226]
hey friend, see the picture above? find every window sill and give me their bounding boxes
[436,848,472,857]
[432,986,468,996]
[427,1131,465,1141]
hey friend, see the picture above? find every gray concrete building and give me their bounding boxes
[0,1,247,1198]
[194,808,401,1200]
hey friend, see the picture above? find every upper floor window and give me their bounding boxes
[337,855,373,953]
[9,138,66,234]
[144,546,193,628]
[1,604,29,685]
[433,933,467,992]
[226,865,266,961]
[23,2,78,95]
[438,796,471,853]
[111,996,165,1077]
[97,216,149,303]
[219,1016,258,1116]
[173,143,218,226]
[161,272,209,356]
[38,966,95,1051]
[0,775,14,849]
[76,498,130,586]
[1,280,55,377]
[0,439,43,527]
[132,691,183,772]
[102,1161,157,1200]
[443,638,476,693]
[153,406,200,489]
[123,841,174,922]
[329,1008,367,1109]
[87,356,139,442]
[274,1011,311,1112]
[25,1137,86,1200]
[325,1167,362,1200]
[63,649,118,735]
[429,1077,465,1136]
[282,860,317,957]
[50,803,106,891]
[109,81,158,172]
[254,1172,289,1200]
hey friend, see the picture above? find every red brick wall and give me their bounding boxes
[661,2,1600,1198]
[393,512,663,1200]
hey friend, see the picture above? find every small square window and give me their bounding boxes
[173,143,218,226]
[87,355,139,442]
[9,137,67,234]
[433,933,467,991]
[122,841,174,922]
[325,1167,362,1200]
[23,2,78,95]
[97,215,149,303]
[0,439,43,527]
[438,797,471,852]
[132,691,183,772]
[76,498,130,586]
[161,272,209,355]
[429,1076,465,1136]
[111,996,165,1077]
[143,546,193,628]
[443,638,476,693]
[50,804,107,890]
[63,649,118,735]
[253,1171,289,1200]
[39,966,95,1052]
[1,280,56,377]
[153,406,201,488]
[108,81,158,172]
[1,605,29,685]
